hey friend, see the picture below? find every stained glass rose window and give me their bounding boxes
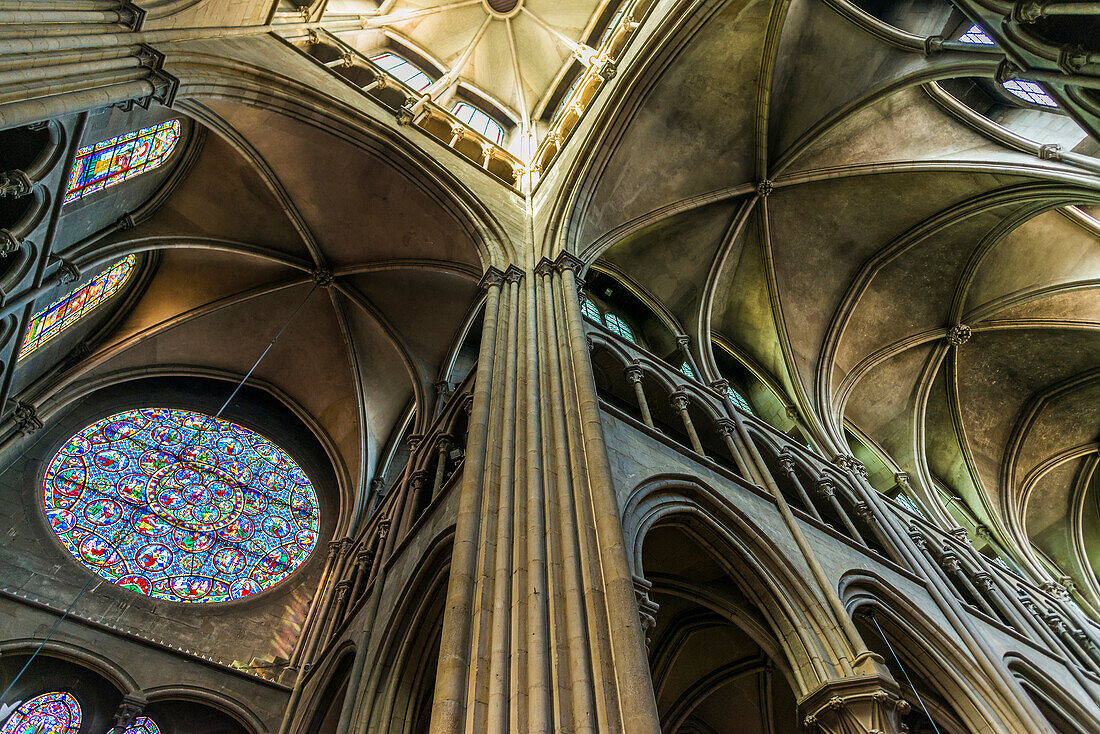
[43,408,320,603]
[0,691,80,734]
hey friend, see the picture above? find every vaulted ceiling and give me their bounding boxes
[564,0,1100,604]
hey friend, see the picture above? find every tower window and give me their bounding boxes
[452,102,505,144]
[19,255,136,360]
[1002,79,1057,108]
[370,51,432,92]
[64,119,180,204]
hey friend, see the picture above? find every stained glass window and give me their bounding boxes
[64,120,180,204]
[452,102,505,145]
[725,386,753,416]
[1002,79,1058,108]
[679,362,696,380]
[370,52,431,92]
[603,312,635,343]
[43,407,320,603]
[958,23,994,45]
[19,255,136,360]
[581,297,602,323]
[122,717,161,734]
[0,691,81,734]
[893,492,924,517]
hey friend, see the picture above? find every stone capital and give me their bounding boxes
[113,694,148,729]
[669,392,690,412]
[406,433,424,451]
[0,169,32,198]
[533,257,555,276]
[714,418,736,438]
[815,477,836,498]
[52,256,80,284]
[503,264,524,285]
[675,334,691,349]
[478,266,507,291]
[0,229,22,257]
[552,251,585,279]
[799,677,908,734]
[13,401,43,437]
[625,365,644,384]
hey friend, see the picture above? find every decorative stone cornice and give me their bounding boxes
[945,323,971,346]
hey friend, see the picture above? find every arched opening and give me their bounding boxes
[641,520,803,733]
[0,651,126,734]
[304,650,355,734]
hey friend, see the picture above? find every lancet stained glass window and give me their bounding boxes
[370,52,431,92]
[122,717,161,734]
[958,23,994,45]
[679,362,696,380]
[64,120,180,204]
[19,255,136,360]
[603,312,635,343]
[581,297,602,323]
[725,386,754,416]
[0,691,81,734]
[43,408,320,603]
[1002,79,1058,108]
[452,102,505,145]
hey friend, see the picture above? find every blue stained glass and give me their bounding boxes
[370,52,431,92]
[725,386,753,416]
[1002,79,1058,108]
[958,24,994,45]
[19,255,136,360]
[0,692,81,734]
[43,408,320,603]
[452,102,505,145]
[679,362,696,380]
[64,120,180,204]
[603,312,635,343]
[581,298,602,323]
[122,717,160,734]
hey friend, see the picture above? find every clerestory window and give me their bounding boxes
[370,51,432,92]
[452,102,505,144]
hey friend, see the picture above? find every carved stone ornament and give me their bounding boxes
[1014,1,1045,23]
[777,451,796,475]
[311,267,334,288]
[1040,580,1071,601]
[815,477,836,498]
[13,401,43,437]
[0,229,21,257]
[0,169,32,198]
[553,251,585,279]
[948,527,971,545]
[945,323,971,347]
[972,572,996,593]
[757,179,774,197]
[633,576,660,651]
[53,257,80,284]
[625,365,644,384]
[670,392,690,412]
[113,694,148,729]
[478,267,506,291]
[854,501,875,523]
[714,418,736,439]
[1038,143,1063,161]
[923,34,945,55]
[800,679,910,734]
[893,472,911,491]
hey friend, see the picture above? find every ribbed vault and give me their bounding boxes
[561,0,1100,606]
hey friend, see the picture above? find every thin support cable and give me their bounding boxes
[0,574,98,702]
[870,614,943,734]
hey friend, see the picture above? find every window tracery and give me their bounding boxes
[19,255,137,360]
[64,120,180,204]
[369,52,431,92]
[679,362,695,380]
[1002,79,1058,108]
[452,102,505,144]
[43,407,320,603]
[602,312,635,343]
[958,24,993,45]
[581,297,602,323]
[0,692,81,734]
[725,386,753,415]
[121,717,160,734]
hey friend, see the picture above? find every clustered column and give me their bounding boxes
[429,255,660,734]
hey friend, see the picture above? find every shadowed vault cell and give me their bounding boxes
[42,408,320,603]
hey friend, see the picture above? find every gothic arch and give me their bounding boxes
[142,685,266,734]
[0,638,139,695]
[623,474,856,695]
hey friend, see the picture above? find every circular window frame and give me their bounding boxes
[27,378,338,612]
